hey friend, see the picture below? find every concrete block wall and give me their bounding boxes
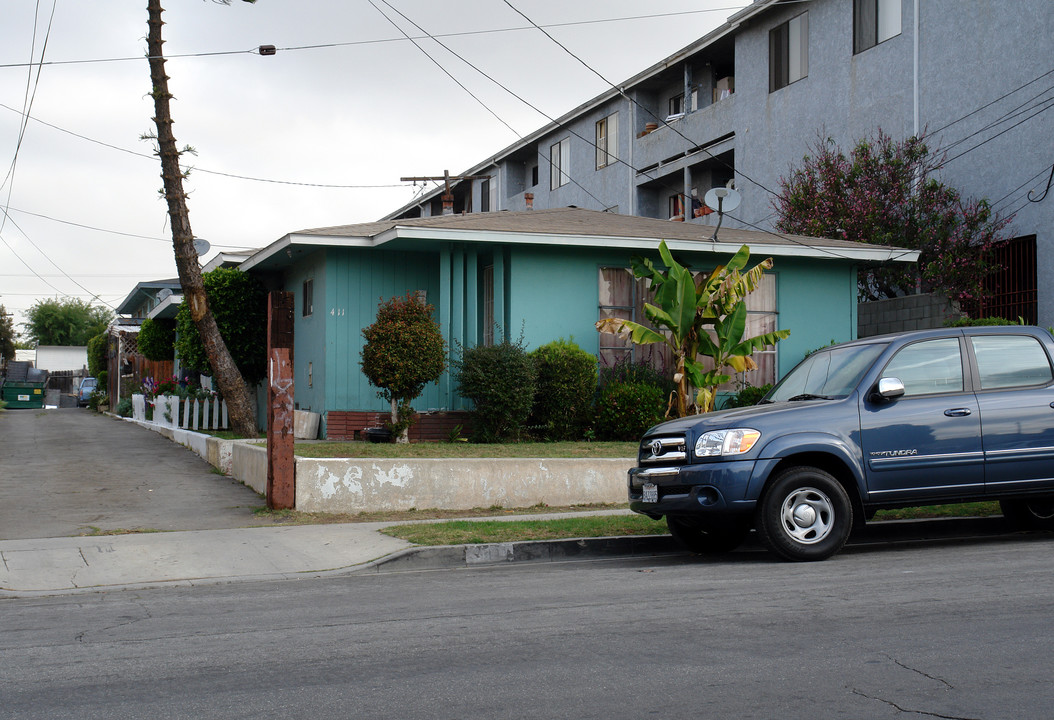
[857,294,965,338]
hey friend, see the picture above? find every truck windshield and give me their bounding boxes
[766,343,887,402]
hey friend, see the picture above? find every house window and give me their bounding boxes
[529,162,539,187]
[769,11,809,92]
[595,113,618,169]
[854,0,902,54]
[482,265,494,346]
[302,278,313,317]
[550,137,570,189]
[598,268,779,389]
[480,178,491,212]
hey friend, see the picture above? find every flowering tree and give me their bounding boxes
[360,294,446,443]
[773,131,1013,303]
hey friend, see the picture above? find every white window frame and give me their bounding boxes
[595,113,618,170]
[854,0,902,54]
[769,11,809,92]
[550,137,570,189]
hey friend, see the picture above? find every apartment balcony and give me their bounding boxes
[633,93,736,177]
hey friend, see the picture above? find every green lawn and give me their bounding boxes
[290,440,638,459]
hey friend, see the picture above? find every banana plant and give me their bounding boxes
[596,242,790,416]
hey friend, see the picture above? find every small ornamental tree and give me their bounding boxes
[773,131,1013,303]
[360,293,446,443]
[528,338,598,441]
[175,268,267,386]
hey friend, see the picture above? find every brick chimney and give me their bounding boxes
[524,192,534,210]
[442,193,454,215]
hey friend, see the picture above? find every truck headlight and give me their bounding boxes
[694,429,761,457]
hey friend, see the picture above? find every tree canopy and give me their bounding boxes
[0,305,17,363]
[772,131,1013,303]
[22,298,113,346]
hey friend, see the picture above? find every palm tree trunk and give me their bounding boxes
[146,0,257,438]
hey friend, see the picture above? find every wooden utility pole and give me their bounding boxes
[266,291,295,510]
[400,170,491,213]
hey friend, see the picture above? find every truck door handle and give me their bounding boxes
[944,408,972,417]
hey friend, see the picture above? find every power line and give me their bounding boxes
[0,8,750,70]
[0,103,408,190]
[368,0,614,211]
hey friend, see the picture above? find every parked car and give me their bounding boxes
[77,377,98,407]
[630,326,1054,561]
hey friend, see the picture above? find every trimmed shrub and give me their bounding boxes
[360,293,446,440]
[528,338,598,441]
[453,338,536,443]
[721,383,773,409]
[137,318,176,362]
[598,356,677,397]
[944,316,1020,327]
[595,382,666,441]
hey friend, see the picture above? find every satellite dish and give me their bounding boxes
[703,187,741,214]
[193,237,211,256]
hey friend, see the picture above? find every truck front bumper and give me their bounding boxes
[628,461,757,518]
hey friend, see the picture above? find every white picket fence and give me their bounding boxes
[131,393,229,431]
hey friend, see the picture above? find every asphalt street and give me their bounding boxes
[3,533,1053,719]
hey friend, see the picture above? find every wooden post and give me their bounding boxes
[266,291,296,510]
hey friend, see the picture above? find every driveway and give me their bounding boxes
[0,408,266,540]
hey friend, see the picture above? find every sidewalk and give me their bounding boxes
[0,509,671,597]
[1,513,1020,598]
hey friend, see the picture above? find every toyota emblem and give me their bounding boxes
[650,439,664,456]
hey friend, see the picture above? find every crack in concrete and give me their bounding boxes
[850,689,983,719]
[886,653,955,689]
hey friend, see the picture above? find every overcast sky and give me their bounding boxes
[0,0,745,335]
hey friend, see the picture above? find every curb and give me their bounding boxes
[355,534,682,573]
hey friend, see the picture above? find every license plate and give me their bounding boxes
[17,394,29,402]
[642,483,658,503]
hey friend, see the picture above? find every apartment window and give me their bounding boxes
[595,113,618,169]
[302,278,313,317]
[480,178,491,212]
[668,194,685,220]
[668,93,684,117]
[769,11,809,92]
[529,162,539,187]
[598,268,779,389]
[550,138,570,189]
[854,0,902,54]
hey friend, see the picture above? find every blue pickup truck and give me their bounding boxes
[630,326,1054,561]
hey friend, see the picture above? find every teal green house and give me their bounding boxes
[239,207,916,439]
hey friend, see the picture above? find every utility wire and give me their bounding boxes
[368,0,614,211]
[0,7,750,69]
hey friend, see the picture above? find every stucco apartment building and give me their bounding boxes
[385,0,1054,326]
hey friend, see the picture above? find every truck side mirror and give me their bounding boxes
[871,377,905,402]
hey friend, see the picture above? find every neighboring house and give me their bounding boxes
[239,207,916,439]
[34,346,88,373]
[111,278,183,402]
[384,0,1052,326]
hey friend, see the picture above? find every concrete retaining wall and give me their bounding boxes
[294,456,633,513]
[127,418,633,512]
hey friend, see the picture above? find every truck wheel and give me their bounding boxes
[756,467,852,562]
[667,517,750,555]
[1000,499,1054,531]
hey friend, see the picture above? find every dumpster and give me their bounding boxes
[1,361,47,409]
